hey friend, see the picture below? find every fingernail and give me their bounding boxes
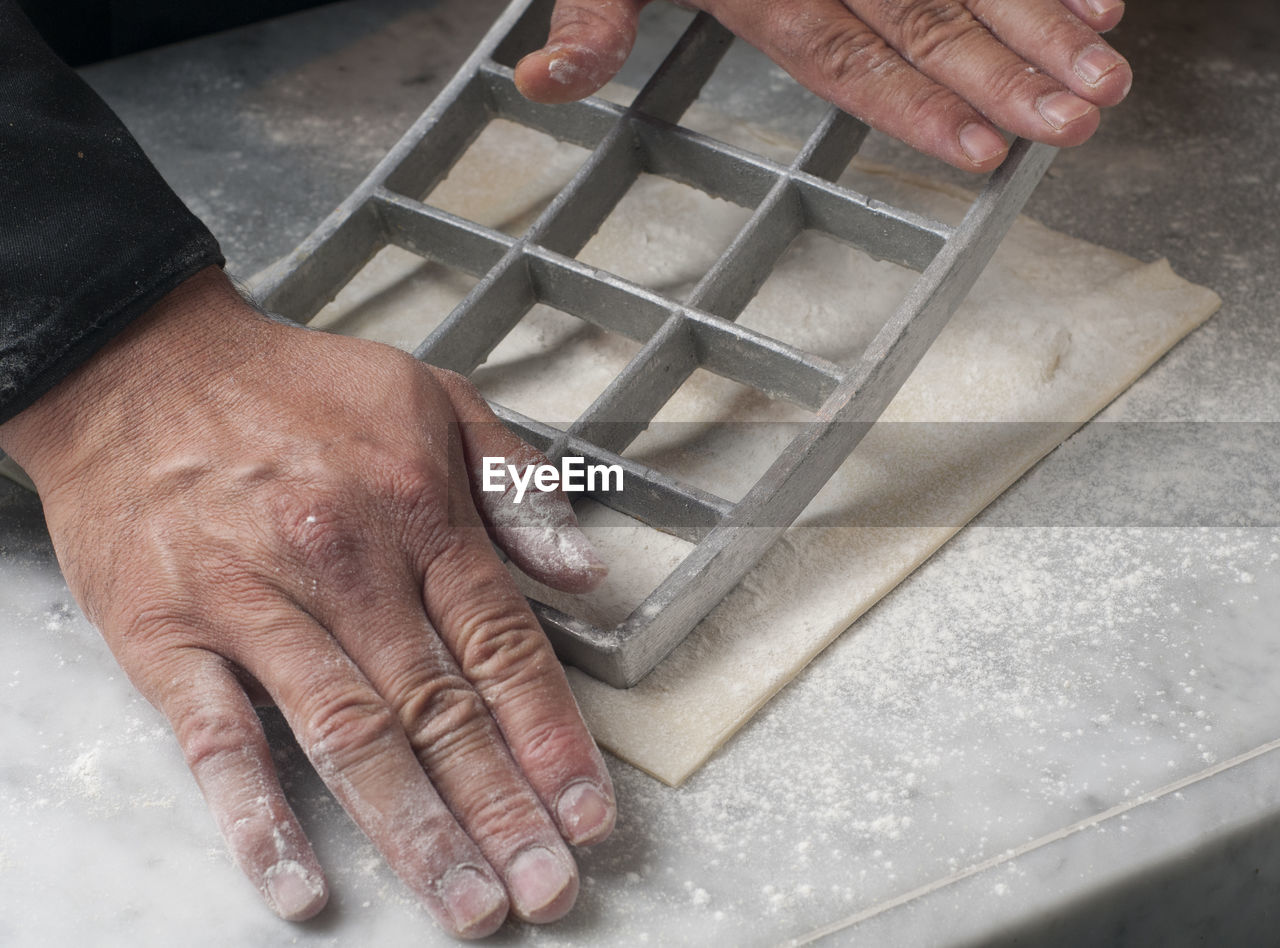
[1074,45,1125,86]
[264,860,327,921]
[558,525,609,580]
[1037,92,1096,130]
[556,779,615,845]
[958,123,1007,166]
[441,866,506,935]
[507,845,574,917]
[1086,0,1123,16]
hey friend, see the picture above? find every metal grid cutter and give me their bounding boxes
[254,0,1058,687]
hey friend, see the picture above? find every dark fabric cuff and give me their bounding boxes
[0,0,225,424]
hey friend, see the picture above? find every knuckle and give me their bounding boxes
[892,2,984,67]
[376,458,448,516]
[355,451,452,546]
[1044,19,1093,56]
[401,677,492,757]
[981,60,1050,109]
[901,82,969,132]
[969,0,1091,58]
[451,599,545,682]
[115,601,191,647]
[515,716,585,773]
[877,0,948,36]
[805,20,893,92]
[177,706,257,775]
[406,499,458,555]
[271,488,364,568]
[468,784,543,836]
[306,692,400,773]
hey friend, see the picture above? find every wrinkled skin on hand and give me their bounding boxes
[0,268,616,938]
[514,0,1132,171]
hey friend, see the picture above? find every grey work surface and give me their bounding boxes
[1,1,1278,945]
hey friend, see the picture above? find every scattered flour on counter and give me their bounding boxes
[500,525,1280,946]
[66,745,104,801]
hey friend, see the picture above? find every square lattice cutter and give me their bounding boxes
[253,0,1057,688]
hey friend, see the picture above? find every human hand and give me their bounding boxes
[0,268,616,938]
[514,0,1131,172]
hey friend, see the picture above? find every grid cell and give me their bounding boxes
[624,370,815,504]
[736,230,918,365]
[309,244,479,351]
[577,172,753,301]
[424,118,591,236]
[471,303,645,429]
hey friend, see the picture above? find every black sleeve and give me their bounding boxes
[0,0,224,423]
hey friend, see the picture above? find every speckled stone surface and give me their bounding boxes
[2,1,1279,945]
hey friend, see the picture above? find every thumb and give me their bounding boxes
[431,369,609,594]
[513,0,649,104]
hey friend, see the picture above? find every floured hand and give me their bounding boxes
[0,267,614,938]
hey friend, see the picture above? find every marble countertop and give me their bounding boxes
[3,0,1279,945]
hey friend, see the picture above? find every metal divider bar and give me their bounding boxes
[374,190,512,275]
[564,316,698,456]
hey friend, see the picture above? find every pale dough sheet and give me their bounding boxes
[278,110,1220,785]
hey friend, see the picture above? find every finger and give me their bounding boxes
[418,530,618,849]
[154,651,328,921]
[965,0,1132,106]
[513,0,647,103]
[232,608,510,939]
[848,0,1102,147]
[1055,0,1126,35]
[434,368,607,594]
[712,0,1013,170]
[329,582,582,923]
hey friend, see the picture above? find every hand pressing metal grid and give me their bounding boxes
[254,0,1057,687]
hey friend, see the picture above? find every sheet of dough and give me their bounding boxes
[283,109,1221,786]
